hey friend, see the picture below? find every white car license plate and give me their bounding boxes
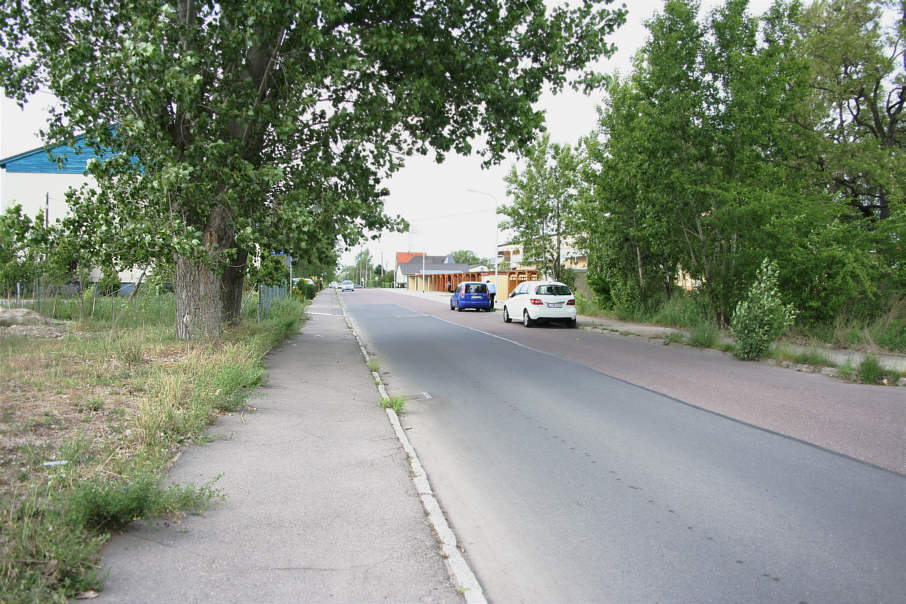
[548,302,563,308]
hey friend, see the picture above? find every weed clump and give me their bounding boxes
[381,396,405,414]
[858,356,884,384]
[65,473,221,532]
[688,321,719,348]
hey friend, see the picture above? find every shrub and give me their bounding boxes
[558,267,576,291]
[97,266,121,297]
[731,259,796,360]
[292,282,317,300]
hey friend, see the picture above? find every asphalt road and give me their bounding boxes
[343,289,906,604]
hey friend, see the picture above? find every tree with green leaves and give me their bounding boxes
[582,0,850,323]
[354,249,374,285]
[450,250,485,266]
[799,0,906,221]
[580,0,904,325]
[580,73,682,312]
[500,133,585,283]
[0,206,36,299]
[0,0,626,339]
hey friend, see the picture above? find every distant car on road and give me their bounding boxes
[503,280,576,327]
[450,281,492,312]
[328,281,339,289]
[340,280,355,292]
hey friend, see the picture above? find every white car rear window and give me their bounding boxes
[535,284,571,296]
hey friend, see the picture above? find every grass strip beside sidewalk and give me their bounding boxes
[0,294,306,602]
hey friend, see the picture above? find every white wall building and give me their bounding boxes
[0,136,143,284]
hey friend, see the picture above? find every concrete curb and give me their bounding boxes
[335,290,487,604]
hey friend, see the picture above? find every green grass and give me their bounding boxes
[662,332,686,345]
[650,294,706,328]
[20,292,177,330]
[575,294,611,317]
[858,355,884,384]
[367,358,380,373]
[787,299,906,354]
[769,345,835,367]
[381,395,406,414]
[1,292,307,601]
[687,321,720,348]
[836,362,857,381]
[65,471,222,533]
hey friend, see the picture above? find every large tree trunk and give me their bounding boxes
[174,203,237,340]
[221,248,248,325]
[175,256,223,339]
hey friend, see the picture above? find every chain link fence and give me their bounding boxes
[257,283,288,322]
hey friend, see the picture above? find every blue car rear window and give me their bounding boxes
[464,284,487,294]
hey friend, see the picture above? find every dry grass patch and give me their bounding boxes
[0,295,307,600]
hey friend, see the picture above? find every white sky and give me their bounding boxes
[0,0,777,270]
[346,0,777,269]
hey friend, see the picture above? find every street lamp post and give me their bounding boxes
[466,188,500,304]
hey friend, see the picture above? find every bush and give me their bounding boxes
[558,267,576,290]
[731,259,796,360]
[292,282,317,300]
[97,266,121,297]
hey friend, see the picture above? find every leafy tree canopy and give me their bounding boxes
[501,132,584,282]
[450,249,483,265]
[0,0,626,338]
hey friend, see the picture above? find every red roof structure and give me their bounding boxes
[395,251,425,266]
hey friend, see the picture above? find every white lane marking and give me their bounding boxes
[422,312,542,353]
[422,392,432,400]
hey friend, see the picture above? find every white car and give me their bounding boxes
[340,280,355,292]
[503,280,577,327]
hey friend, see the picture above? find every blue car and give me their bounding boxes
[450,281,492,312]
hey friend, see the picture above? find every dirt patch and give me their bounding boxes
[0,324,65,338]
[0,325,172,495]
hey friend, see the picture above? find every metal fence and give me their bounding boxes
[257,283,287,322]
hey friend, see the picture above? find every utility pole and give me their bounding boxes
[466,188,500,302]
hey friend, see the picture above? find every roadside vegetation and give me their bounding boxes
[0,293,306,601]
[581,286,904,381]
[502,1,904,364]
[380,395,406,415]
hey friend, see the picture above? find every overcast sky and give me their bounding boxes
[0,0,777,271]
[346,0,777,269]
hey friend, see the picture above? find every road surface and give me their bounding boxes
[342,289,905,604]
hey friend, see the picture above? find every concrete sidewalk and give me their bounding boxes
[97,291,460,603]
